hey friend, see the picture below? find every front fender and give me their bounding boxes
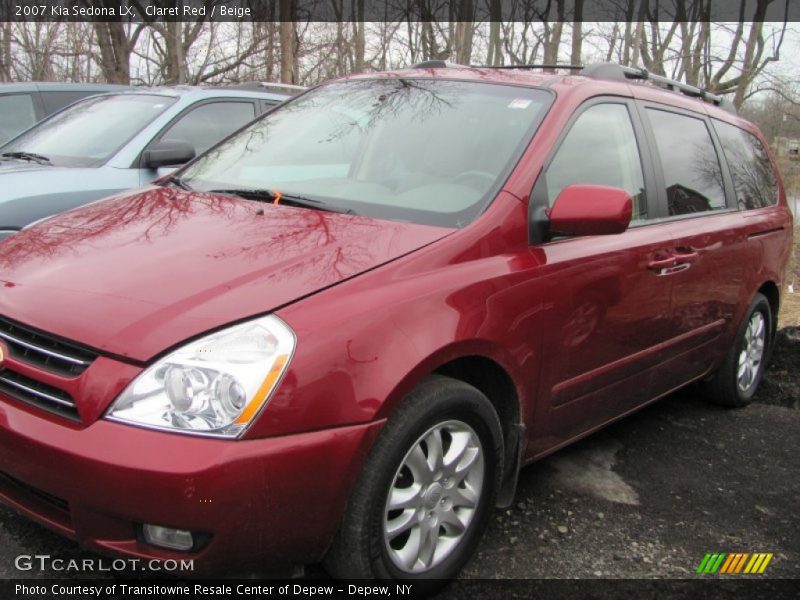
[250,246,544,440]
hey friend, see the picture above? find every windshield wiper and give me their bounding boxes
[208,188,355,215]
[162,174,192,191]
[0,151,51,165]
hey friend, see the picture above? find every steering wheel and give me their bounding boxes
[452,170,496,190]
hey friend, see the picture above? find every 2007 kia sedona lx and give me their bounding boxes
[0,63,792,582]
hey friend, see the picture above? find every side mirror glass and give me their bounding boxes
[548,184,633,236]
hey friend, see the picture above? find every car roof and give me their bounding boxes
[95,85,293,102]
[343,64,748,129]
[0,82,293,102]
[0,82,134,93]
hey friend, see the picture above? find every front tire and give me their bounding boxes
[706,293,772,407]
[324,375,503,583]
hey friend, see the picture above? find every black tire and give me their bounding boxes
[706,293,772,407]
[323,375,504,585]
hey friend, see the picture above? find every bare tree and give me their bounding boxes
[542,0,566,65]
[280,0,297,83]
[571,0,584,65]
[486,0,502,66]
[0,22,11,81]
[353,0,366,71]
[94,21,146,84]
[710,0,788,108]
[453,0,475,64]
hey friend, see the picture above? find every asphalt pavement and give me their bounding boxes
[0,354,798,587]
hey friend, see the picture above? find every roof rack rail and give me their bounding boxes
[225,81,307,93]
[411,60,452,69]
[580,62,736,114]
[471,64,584,71]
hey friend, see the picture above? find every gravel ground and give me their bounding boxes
[460,387,799,580]
[0,334,798,588]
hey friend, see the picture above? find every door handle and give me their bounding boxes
[673,249,699,263]
[647,256,677,271]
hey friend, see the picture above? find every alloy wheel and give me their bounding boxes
[737,311,766,393]
[383,420,485,574]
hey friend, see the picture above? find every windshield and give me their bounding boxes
[0,94,176,167]
[180,79,551,227]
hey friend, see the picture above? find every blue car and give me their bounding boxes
[0,86,296,239]
[0,81,134,144]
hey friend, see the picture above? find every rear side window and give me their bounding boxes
[544,103,647,221]
[40,91,96,115]
[160,101,256,155]
[646,109,726,216]
[713,120,778,209]
[0,94,37,144]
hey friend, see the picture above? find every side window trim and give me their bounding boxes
[636,100,737,221]
[132,98,257,168]
[711,118,779,210]
[28,88,47,120]
[703,111,738,210]
[529,96,657,245]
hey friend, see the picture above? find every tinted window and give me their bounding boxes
[0,94,37,144]
[40,91,97,115]
[161,102,256,155]
[180,80,552,228]
[713,120,778,209]
[0,94,176,167]
[545,103,647,221]
[646,109,726,216]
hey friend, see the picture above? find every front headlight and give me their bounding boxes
[106,315,295,438]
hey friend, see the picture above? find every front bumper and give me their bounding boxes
[0,398,383,574]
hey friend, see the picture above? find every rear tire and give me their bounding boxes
[324,375,503,585]
[706,293,772,407]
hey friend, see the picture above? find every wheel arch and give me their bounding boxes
[377,343,528,508]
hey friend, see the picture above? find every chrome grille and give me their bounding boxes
[0,370,79,421]
[0,316,97,377]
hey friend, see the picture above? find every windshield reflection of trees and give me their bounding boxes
[183,79,460,186]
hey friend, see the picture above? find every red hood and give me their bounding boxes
[0,187,452,361]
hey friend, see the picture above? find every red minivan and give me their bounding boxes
[0,63,792,581]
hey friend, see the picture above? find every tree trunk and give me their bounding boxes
[279,0,295,84]
[486,0,502,66]
[353,0,365,71]
[163,21,185,84]
[0,22,10,81]
[542,0,565,65]
[733,0,770,109]
[571,0,583,65]
[93,22,132,84]
[454,0,474,65]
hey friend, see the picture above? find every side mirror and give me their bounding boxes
[142,140,196,169]
[548,184,633,236]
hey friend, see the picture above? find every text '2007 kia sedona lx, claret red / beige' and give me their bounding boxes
[0,62,792,582]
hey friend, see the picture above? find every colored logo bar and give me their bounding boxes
[697,553,773,574]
